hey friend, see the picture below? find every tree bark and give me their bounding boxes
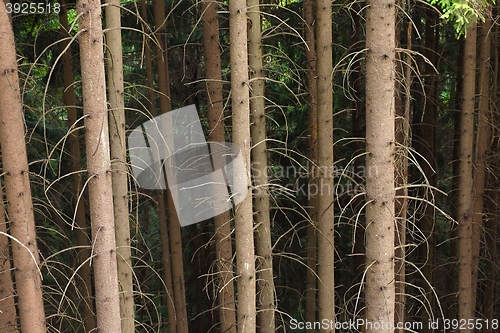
[0,5,46,332]
[201,1,237,332]
[229,0,256,332]
[105,0,134,331]
[457,21,477,330]
[365,0,396,332]
[77,0,122,330]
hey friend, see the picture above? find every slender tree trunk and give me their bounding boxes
[105,0,134,331]
[365,0,396,332]
[419,10,438,328]
[201,1,237,332]
[315,0,335,331]
[0,5,46,332]
[142,1,177,332]
[0,184,17,332]
[248,2,275,332]
[152,0,189,331]
[303,0,318,330]
[457,21,477,331]
[59,1,96,329]
[229,0,256,332]
[77,0,122,330]
[471,8,492,310]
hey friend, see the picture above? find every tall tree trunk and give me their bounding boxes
[77,0,122,330]
[143,1,177,332]
[105,0,134,331]
[457,21,477,331]
[59,1,96,329]
[229,0,256,332]
[419,10,438,328]
[248,2,275,332]
[365,0,396,332]
[201,1,237,332]
[303,0,318,330]
[471,8,492,310]
[152,0,189,331]
[0,183,17,332]
[0,5,46,332]
[315,0,335,331]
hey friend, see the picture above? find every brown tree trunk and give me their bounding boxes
[229,0,256,331]
[0,183,17,332]
[471,8,492,310]
[77,0,122,330]
[315,0,335,331]
[152,0,189,331]
[248,2,275,332]
[59,1,96,329]
[365,0,396,332]
[105,0,134,331]
[457,21,477,331]
[303,0,318,330]
[0,5,46,332]
[201,1,237,332]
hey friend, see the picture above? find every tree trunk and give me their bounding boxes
[248,2,275,332]
[457,21,477,330]
[471,9,492,310]
[77,0,122,330]
[0,183,17,332]
[201,1,237,332]
[229,0,256,332]
[303,0,318,330]
[105,0,134,331]
[0,5,46,332]
[59,1,96,329]
[365,0,396,332]
[315,0,335,331]
[152,0,189,331]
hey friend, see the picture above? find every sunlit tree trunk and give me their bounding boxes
[0,183,17,332]
[59,0,96,329]
[303,0,318,330]
[316,0,335,331]
[77,0,122,330]
[0,5,46,332]
[471,8,492,310]
[365,0,396,332]
[457,21,477,331]
[248,1,275,332]
[105,0,134,331]
[229,0,256,332]
[201,1,237,332]
[152,0,189,331]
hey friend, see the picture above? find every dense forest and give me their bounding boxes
[0,0,499,332]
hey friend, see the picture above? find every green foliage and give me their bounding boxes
[428,0,491,36]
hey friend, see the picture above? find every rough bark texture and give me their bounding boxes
[77,0,122,330]
[457,22,477,330]
[303,0,318,330]
[202,1,237,332]
[316,0,335,331]
[229,0,256,332]
[105,0,134,331]
[0,4,47,332]
[153,0,189,331]
[0,184,17,332]
[365,0,396,332]
[248,2,275,333]
[471,11,492,310]
[59,0,96,329]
